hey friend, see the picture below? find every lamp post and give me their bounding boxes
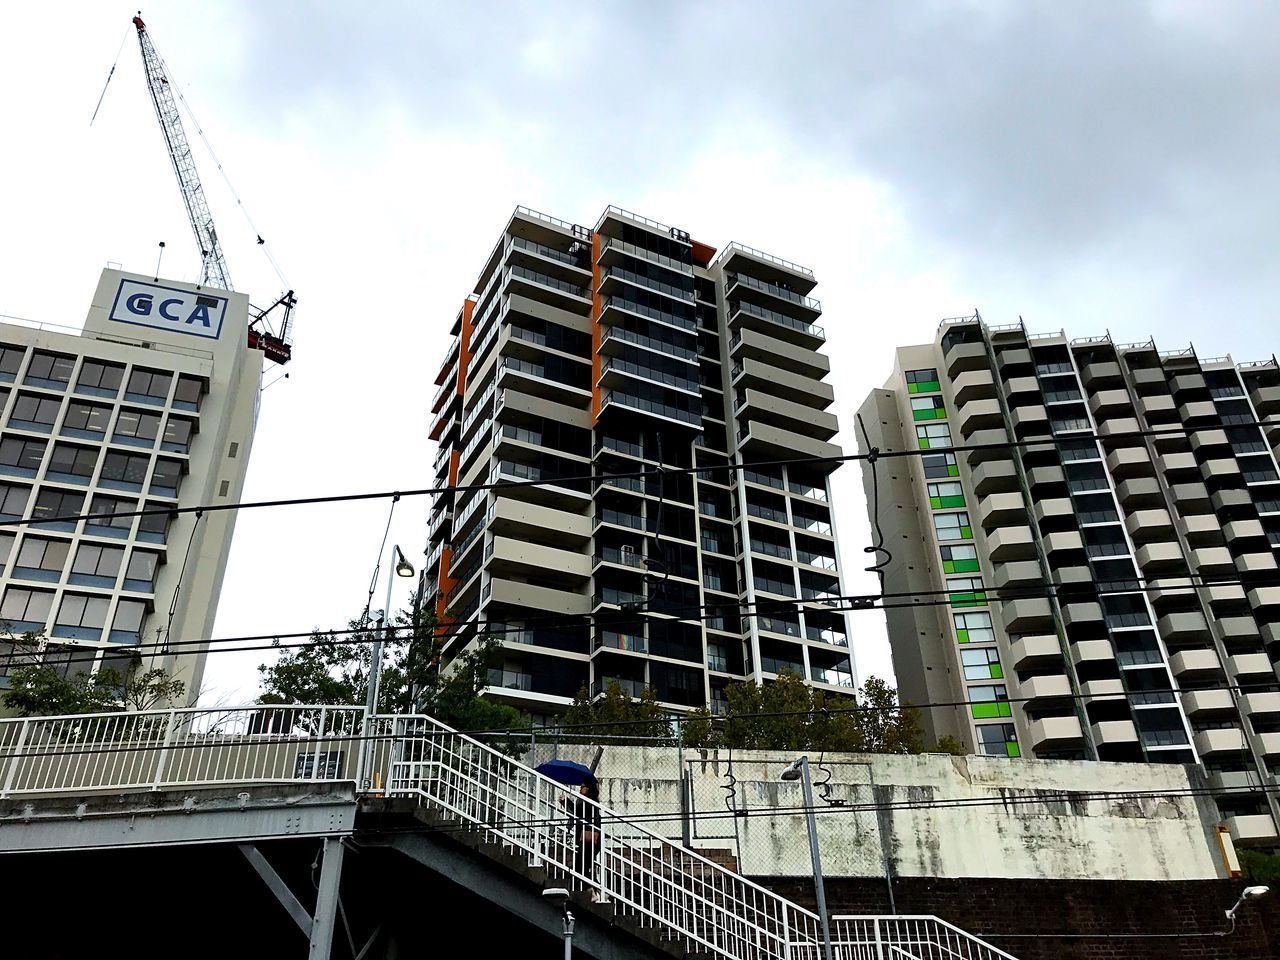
[781,756,833,960]
[542,888,574,960]
[361,545,414,790]
[1225,884,1270,931]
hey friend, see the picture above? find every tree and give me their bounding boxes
[3,636,185,717]
[680,671,924,755]
[930,735,967,756]
[560,681,675,745]
[257,604,528,739]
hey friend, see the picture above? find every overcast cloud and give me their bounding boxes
[0,1,1276,702]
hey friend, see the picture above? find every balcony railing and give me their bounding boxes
[730,298,825,340]
[601,390,701,425]
[728,273,821,312]
[487,669,533,691]
[600,295,697,333]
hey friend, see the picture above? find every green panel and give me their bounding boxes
[953,558,980,573]
[947,464,960,477]
[956,628,969,643]
[908,382,921,394]
[949,591,981,608]
[960,526,973,539]
[990,664,1004,679]
[919,380,941,393]
[912,408,934,421]
[940,495,966,508]
[929,496,942,509]
[918,437,931,449]
[970,702,1001,719]
[1006,742,1021,758]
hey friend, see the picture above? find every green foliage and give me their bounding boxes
[3,635,185,717]
[930,735,967,756]
[561,681,675,745]
[679,672,924,755]
[257,604,528,741]
[1240,849,1280,884]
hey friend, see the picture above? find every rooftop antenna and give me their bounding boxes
[154,241,166,280]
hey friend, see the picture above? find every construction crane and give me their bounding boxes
[131,14,293,364]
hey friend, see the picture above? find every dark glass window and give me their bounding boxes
[76,360,125,394]
[25,352,74,386]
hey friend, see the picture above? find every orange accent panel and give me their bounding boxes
[691,240,717,267]
[456,297,475,397]
[590,232,603,424]
[448,448,460,487]
[437,545,457,605]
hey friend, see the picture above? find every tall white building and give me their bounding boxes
[0,268,263,705]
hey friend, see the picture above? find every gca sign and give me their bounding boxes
[108,279,227,341]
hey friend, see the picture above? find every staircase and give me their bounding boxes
[375,714,1019,960]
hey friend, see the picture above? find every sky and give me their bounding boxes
[0,1,1276,705]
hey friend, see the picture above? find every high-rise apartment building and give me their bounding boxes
[0,268,264,705]
[425,206,854,718]
[858,315,1280,843]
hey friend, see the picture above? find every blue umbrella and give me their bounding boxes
[536,759,595,786]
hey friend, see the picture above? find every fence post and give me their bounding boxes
[313,708,327,782]
[1,719,31,798]
[781,911,791,960]
[874,918,885,960]
[151,710,177,791]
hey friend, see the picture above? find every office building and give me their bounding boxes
[425,206,854,718]
[857,315,1280,843]
[0,268,263,705]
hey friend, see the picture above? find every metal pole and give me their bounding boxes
[799,758,833,960]
[562,907,575,960]
[309,837,346,960]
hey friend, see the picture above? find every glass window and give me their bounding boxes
[62,401,112,435]
[9,393,62,428]
[905,368,940,393]
[125,550,158,590]
[916,422,952,449]
[151,458,184,496]
[0,586,53,627]
[110,598,148,643]
[113,409,162,443]
[927,481,966,509]
[173,375,204,410]
[162,417,194,452]
[0,437,47,472]
[961,646,1003,680]
[47,444,98,480]
[0,344,25,377]
[947,575,986,607]
[0,483,30,518]
[911,395,947,421]
[968,683,1012,719]
[30,488,84,529]
[100,451,151,487]
[76,360,125,395]
[86,494,136,533]
[940,543,979,574]
[932,512,972,542]
[15,537,70,574]
[72,543,124,579]
[126,368,173,403]
[976,723,1019,758]
[922,452,959,479]
[25,352,75,386]
[56,594,110,628]
[954,611,995,644]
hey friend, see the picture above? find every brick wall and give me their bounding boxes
[755,876,1280,960]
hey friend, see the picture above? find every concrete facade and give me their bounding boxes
[0,268,263,703]
[855,318,1280,846]
[425,206,854,719]
[546,744,1235,883]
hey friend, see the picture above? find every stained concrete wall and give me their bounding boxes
[541,744,1231,882]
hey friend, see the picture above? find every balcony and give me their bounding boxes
[1218,617,1261,645]
[1010,634,1062,670]
[1092,719,1140,746]
[1001,597,1054,632]
[1158,610,1211,643]
[1177,400,1218,424]
[1258,732,1280,758]
[958,397,1003,436]
[1248,586,1280,610]
[1125,509,1174,544]
[1168,647,1223,679]
[1180,689,1236,716]
[1060,600,1104,629]
[1227,814,1279,847]
[736,388,839,440]
[1072,638,1115,667]
[1224,518,1268,545]
[732,357,834,409]
[971,460,1018,495]
[1009,404,1049,437]
[945,340,989,378]
[1025,464,1065,491]
[727,298,825,349]
[1043,530,1085,560]
[997,347,1033,373]
[1250,384,1280,416]
[1017,673,1073,708]
[730,326,829,379]
[1027,715,1085,751]
[1032,497,1074,529]
[1095,417,1141,442]
[1089,389,1130,419]
[979,492,1027,530]
[952,369,996,405]
[1237,552,1280,575]
[1136,393,1177,422]
[1193,727,1247,756]
[1190,428,1231,455]
[962,428,1011,466]
[486,577,591,616]
[1116,477,1163,508]
[993,560,1041,589]
[738,419,841,465]
[1105,447,1153,479]
[1191,546,1235,575]
[1135,541,1185,574]
[987,525,1036,562]
[1004,376,1040,402]
[1240,692,1280,718]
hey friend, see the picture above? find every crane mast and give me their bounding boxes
[132,15,232,292]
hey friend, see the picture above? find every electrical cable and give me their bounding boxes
[358,495,398,627]
[3,415,1279,532]
[161,509,202,654]
[854,412,891,593]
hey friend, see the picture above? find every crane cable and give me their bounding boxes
[89,23,133,127]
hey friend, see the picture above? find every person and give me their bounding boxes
[565,777,604,900]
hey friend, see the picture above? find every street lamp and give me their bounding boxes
[1225,885,1270,926]
[781,756,833,960]
[542,888,574,960]
[366,545,414,716]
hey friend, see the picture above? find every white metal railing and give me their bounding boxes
[0,705,365,798]
[830,917,1019,960]
[0,705,1019,960]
